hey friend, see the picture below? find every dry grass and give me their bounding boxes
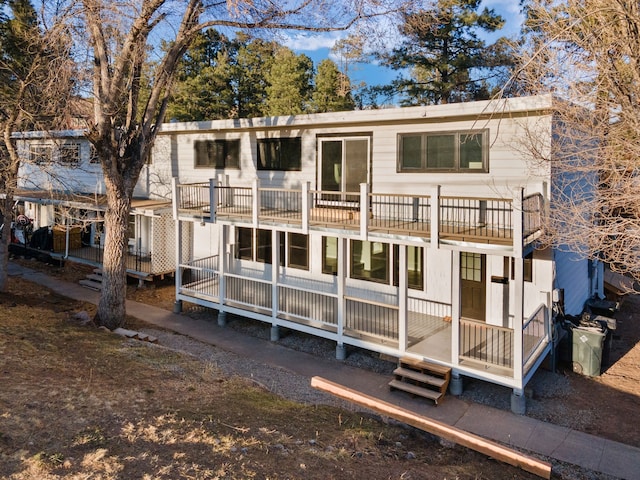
[0,276,538,480]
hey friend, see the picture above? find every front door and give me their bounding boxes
[461,252,486,321]
[319,136,369,202]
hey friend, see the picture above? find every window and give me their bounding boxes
[393,245,424,290]
[235,227,253,260]
[194,139,240,169]
[256,229,272,264]
[322,236,338,275]
[257,137,302,171]
[511,252,533,283]
[234,228,308,269]
[29,144,53,164]
[351,240,389,284]
[288,233,308,270]
[398,130,488,173]
[59,143,81,165]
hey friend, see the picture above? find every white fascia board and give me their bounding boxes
[158,94,554,134]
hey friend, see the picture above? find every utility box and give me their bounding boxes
[571,326,605,377]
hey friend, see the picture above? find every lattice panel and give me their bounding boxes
[150,211,191,275]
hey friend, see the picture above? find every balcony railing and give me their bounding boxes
[523,303,549,372]
[173,179,545,248]
[460,319,514,370]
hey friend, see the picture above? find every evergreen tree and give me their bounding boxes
[166,30,237,121]
[235,36,279,118]
[376,0,511,105]
[264,47,313,116]
[310,59,355,113]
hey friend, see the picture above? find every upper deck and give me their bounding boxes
[173,179,544,253]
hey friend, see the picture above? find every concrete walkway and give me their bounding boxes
[8,261,639,479]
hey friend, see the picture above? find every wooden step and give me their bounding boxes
[389,357,452,405]
[400,357,451,378]
[86,273,103,282]
[388,379,444,404]
[392,367,447,388]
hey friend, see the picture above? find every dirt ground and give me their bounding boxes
[3,257,640,479]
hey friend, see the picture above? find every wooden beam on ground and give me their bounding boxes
[311,376,551,479]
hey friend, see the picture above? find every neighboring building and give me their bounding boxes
[11,130,177,281]
[165,94,603,412]
[10,95,603,412]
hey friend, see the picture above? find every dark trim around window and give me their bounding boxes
[257,137,302,171]
[194,139,240,169]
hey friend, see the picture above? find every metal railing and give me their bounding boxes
[225,275,272,310]
[440,197,513,242]
[345,296,399,341]
[179,255,219,298]
[369,193,431,233]
[216,186,253,217]
[176,182,210,216]
[523,193,544,238]
[309,190,361,226]
[174,182,545,247]
[460,319,514,369]
[278,285,338,326]
[65,246,154,274]
[260,188,303,223]
[523,304,549,370]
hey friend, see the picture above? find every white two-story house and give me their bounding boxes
[12,130,178,282]
[161,94,603,413]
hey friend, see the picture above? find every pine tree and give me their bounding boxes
[310,59,355,113]
[377,0,511,105]
[264,47,314,116]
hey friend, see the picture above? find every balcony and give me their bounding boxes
[173,180,545,250]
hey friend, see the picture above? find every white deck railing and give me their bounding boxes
[174,179,544,248]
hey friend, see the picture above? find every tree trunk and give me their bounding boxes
[95,182,131,329]
[0,195,13,292]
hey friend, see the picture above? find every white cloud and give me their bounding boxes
[281,32,344,52]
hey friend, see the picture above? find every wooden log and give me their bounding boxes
[311,376,551,479]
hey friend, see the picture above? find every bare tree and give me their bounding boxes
[65,0,408,329]
[511,0,640,287]
[0,0,75,291]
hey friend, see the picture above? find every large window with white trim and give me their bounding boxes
[398,130,488,173]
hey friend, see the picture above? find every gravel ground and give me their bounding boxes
[136,306,569,412]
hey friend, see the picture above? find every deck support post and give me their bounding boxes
[336,343,347,360]
[451,252,461,366]
[359,183,369,240]
[217,311,227,327]
[252,178,260,227]
[398,245,407,354]
[302,181,310,233]
[511,388,526,415]
[430,185,440,248]
[449,372,463,395]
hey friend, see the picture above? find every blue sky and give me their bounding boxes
[285,0,524,92]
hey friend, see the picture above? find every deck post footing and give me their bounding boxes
[270,325,280,341]
[449,374,463,395]
[217,311,227,327]
[336,344,347,361]
[511,389,526,415]
[173,300,182,313]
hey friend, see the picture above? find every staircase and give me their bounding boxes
[79,269,103,291]
[389,357,451,405]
